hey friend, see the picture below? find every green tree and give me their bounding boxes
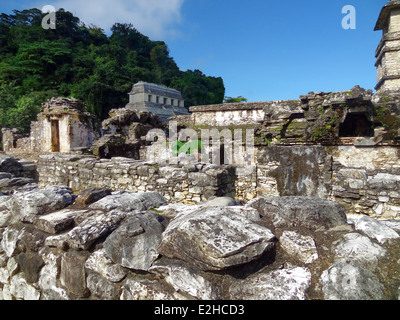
[0,8,225,130]
[224,96,248,103]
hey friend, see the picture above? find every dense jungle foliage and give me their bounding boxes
[0,9,225,132]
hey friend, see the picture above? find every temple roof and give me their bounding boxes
[375,0,400,31]
[130,82,183,100]
[40,97,86,115]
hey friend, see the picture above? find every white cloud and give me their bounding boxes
[37,0,186,39]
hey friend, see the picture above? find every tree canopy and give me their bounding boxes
[224,96,248,103]
[0,9,225,132]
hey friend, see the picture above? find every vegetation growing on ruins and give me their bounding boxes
[0,9,225,132]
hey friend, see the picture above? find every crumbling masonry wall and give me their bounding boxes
[35,144,400,219]
[37,155,236,204]
[243,145,400,219]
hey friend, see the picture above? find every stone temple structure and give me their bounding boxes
[2,97,99,154]
[125,82,189,122]
[375,0,400,92]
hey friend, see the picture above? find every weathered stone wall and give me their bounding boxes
[35,144,400,219]
[1,129,31,154]
[256,146,331,199]
[1,182,399,301]
[190,102,267,126]
[189,100,306,127]
[328,146,400,219]
[234,145,330,202]
[37,155,236,204]
[188,87,400,147]
[238,145,400,219]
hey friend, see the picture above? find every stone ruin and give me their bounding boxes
[0,1,400,301]
[125,82,189,122]
[0,171,399,300]
[2,97,99,155]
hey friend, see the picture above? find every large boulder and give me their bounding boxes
[319,259,384,300]
[120,277,183,300]
[85,249,127,283]
[280,231,318,264]
[103,212,164,271]
[75,187,112,206]
[247,197,347,231]
[88,191,167,212]
[229,265,312,300]
[158,207,276,271]
[202,197,238,207]
[149,258,221,300]
[7,185,74,223]
[156,203,260,222]
[332,233,386,271]
[45,210,126,251]
[354,215,400,244]
[0,156,23,176]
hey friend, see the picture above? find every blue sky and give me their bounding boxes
[0,0,389,102]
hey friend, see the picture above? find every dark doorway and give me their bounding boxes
[339,114,374,137]
[51,120,60,152]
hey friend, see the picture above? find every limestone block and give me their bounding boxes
[35,209,88,234]
[85,249,127,283]
[7,185,74,223]
[332,233,386,270]
[201,196,238,207]
[75,187,112,206]
[14,252,44,283]
[60,251,90,298]
[158,207,276,271]
[229,265,311,300]
[149,258,220,300]
[0,267,9,284]
[6,257,18,278]
[247,197,347,231]
[1,227,20,257]
[0,196,13,228]
[355,215,400,244]
[155,203,203,219]
[120,277,183,300]
[320,259,384,300]
[64,210,126,250]
[189,172,214,187]
[368,173,400,190]
[10,273,41,300]
[86,273,120,300]
[38,249,69,300]
[88,191,167,212]
[103,212,164,271]
[280,231,318,264]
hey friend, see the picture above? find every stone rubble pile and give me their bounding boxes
[0,175,399,300]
